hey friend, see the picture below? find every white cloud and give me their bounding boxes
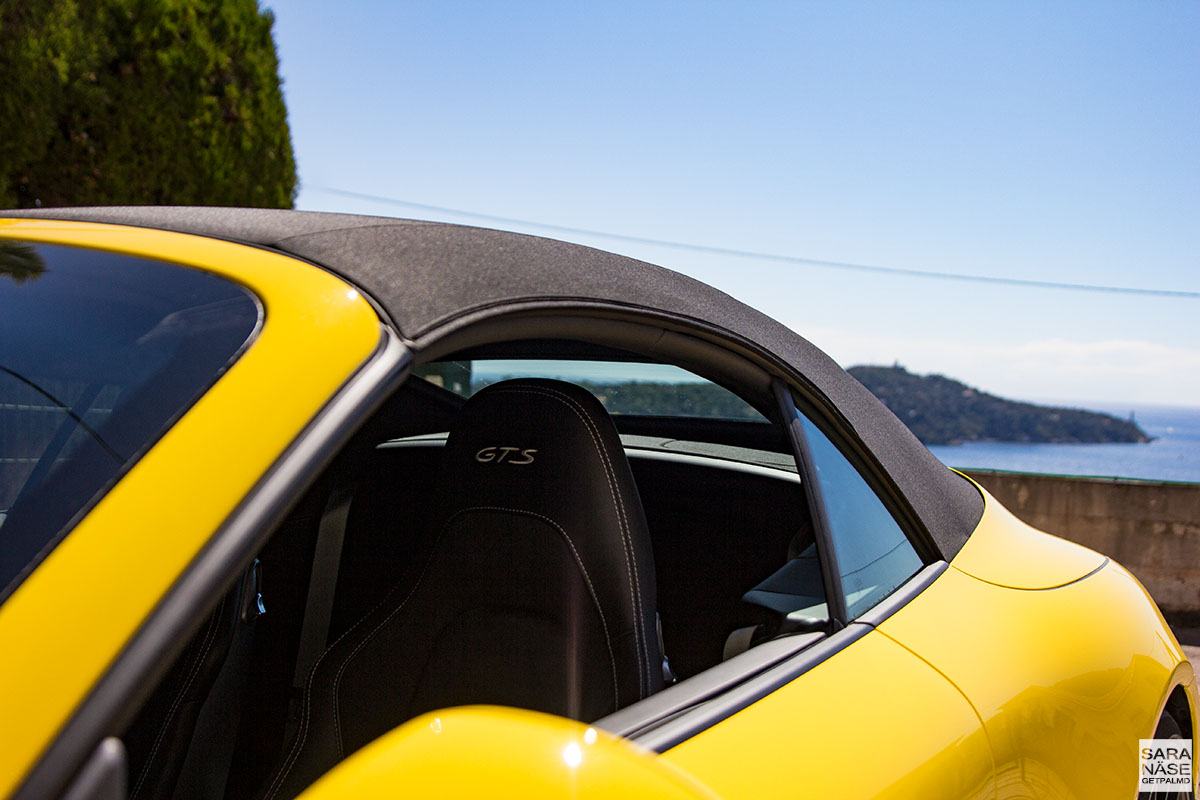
[801,327,1200,407]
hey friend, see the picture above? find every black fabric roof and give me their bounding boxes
[3,206,983,558]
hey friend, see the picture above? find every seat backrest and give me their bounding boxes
[124,561,262,800]
[262,378,662,800]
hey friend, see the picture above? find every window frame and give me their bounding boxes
[774,380,936,628]
[530,329,943,747]
[773,379,850,630]
[785,385,942,567]
[602,374,944,747]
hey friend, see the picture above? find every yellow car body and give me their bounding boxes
[0,219,383,796]
[0,212,1194,800]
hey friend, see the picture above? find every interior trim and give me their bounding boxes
[379,436,800,484]
[623,448,801,483]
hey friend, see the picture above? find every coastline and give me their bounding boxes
[927,402,1200,483]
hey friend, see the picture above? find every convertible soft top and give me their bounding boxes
[3,206,983,557]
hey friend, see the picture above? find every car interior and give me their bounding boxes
[114,326,920,800]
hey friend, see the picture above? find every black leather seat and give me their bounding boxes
[263,378,663,799]
[124,562,263,800]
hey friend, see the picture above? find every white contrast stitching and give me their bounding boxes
[458,505,619,706]
[494,385,651,696]
[262,543,421,800]
[329,532,441,759]
[130,596,225,800]
[490,385,651,696]
[265,383,651,798]
[270,500,623,800]
[328,504,620,745]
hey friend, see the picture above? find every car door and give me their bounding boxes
[262,345,997,800]
[654,386,996,798]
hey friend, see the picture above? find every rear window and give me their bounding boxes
[416,359,766,421]
[0,241,261,602]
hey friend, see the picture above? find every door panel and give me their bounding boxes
[662,629,994,799]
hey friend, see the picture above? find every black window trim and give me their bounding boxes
[409,316,947,752]
[772,378,849,631]
[785,384,943,567]
[776,379,939,626]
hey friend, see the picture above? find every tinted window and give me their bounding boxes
[798,414,923,618]
[0,242,261,602]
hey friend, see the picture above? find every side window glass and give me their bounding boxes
[798,414,923,618]
[0,242,261,602]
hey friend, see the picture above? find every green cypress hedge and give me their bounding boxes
[1,0,296,208]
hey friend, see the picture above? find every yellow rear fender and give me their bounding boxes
[949,480,1107,589]
[882,552,1191,798]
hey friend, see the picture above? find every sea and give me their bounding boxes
[927,403,1200,484]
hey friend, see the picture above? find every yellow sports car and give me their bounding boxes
[0,208,1194,800]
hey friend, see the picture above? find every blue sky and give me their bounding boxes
[264,1,1199,408]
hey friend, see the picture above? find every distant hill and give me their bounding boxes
[848,365,1152,446]
[469,376,763,420]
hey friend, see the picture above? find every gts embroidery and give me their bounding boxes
[474,446,537,465]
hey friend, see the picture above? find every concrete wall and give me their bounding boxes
[963,471,1200,620]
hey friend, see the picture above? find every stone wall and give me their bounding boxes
[964,471,1200,620]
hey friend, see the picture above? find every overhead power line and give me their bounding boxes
[306,185,1199,299]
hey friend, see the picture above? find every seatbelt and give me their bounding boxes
[291,486,354,696]
[657,613,677,685]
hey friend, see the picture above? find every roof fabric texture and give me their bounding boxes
[3,206,983,558]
